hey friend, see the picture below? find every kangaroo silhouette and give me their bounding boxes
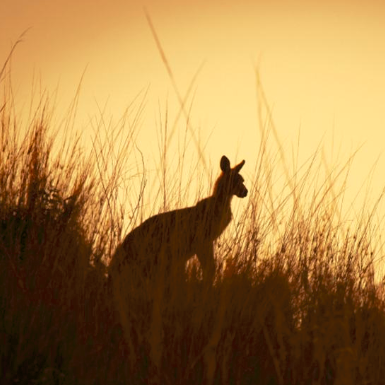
[109,155,248,285]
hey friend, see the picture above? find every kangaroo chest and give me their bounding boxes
[192,198,232,241]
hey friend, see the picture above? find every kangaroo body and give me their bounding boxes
[109,155,247,284]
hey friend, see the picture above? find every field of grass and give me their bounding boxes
[2,53,385,385]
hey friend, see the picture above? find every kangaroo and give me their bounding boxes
[109,155,248,285]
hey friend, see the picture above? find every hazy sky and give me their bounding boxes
[1,0,385,212]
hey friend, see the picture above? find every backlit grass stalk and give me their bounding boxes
[1,51,385,384]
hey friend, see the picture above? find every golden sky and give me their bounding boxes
[1,0,385,213]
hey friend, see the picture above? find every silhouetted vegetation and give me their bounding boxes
[1,56,385,385]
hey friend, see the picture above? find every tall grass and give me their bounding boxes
[1,58,385,385]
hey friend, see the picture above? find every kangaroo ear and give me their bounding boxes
[220,156,231,172]
[233,160,245,173]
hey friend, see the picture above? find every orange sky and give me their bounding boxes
[1,0,385,215]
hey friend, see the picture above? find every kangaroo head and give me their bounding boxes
[214,155,248,198]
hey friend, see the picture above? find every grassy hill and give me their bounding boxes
[1,65,385,385]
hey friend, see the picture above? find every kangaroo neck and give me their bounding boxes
[212,191,233,212]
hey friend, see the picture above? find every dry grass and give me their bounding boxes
[2,53,385,385]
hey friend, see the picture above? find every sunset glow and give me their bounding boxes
[4,2,385,382]
[2,0,385,210]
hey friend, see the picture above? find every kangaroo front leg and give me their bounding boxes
[197,241,215,285]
